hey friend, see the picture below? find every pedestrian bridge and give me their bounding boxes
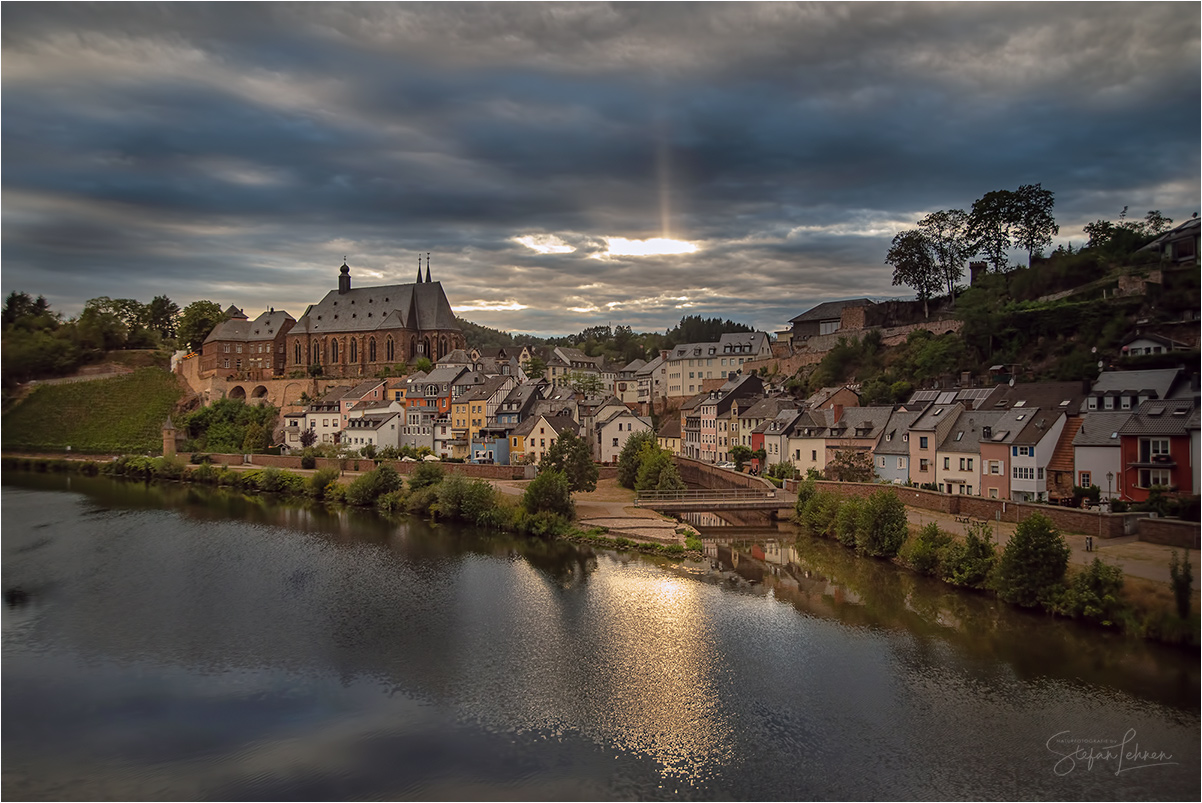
[633,488,792,512]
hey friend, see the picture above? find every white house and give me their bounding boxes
[594,408,652,463]
[1071,411,1131,501]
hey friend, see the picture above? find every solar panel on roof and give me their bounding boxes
[936,391,956,404]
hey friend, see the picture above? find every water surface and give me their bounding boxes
[3,473,1198,800]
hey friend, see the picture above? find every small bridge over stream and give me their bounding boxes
[634,488,793,513]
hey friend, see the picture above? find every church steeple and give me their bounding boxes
[338,260,351,294]
[416,255,423,283]
[425,252,432,283]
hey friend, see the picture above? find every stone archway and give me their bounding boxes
[228,385,247,400]
[252,385,269,399]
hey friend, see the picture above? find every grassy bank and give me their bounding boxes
[2,368,184,454]
[2,455,694,561]
[792,477,1199,647]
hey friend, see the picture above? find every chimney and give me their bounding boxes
[1081,377,1092,395]
[831,403,843,422]
[338,261,351,294]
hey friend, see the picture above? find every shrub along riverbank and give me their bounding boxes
[1,455,691,559]
[793,477,1198,646]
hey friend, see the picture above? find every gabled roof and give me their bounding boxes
[1118,399,1196,437]
[454,375,511,403]
[292,279,459,335]
[830,406,894,439]
[1047,417,1084,473]
[1090,368,1184,400]
[346,379,386,399]
[635,355,664,376]
[512,413,579,439]
[992,381,1089,413]
[789,298,873,324]
[1013,409,1065,446]
[738,396,798,421]
[937,410,1007,454]
[910,403,963,432]
[658,418,682,439]
[1073,412,1133,447]
[1121,331,1190,350]
[595,408,651,429]
[204,309,295,344]
[875,408,926,455]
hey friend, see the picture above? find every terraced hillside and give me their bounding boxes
[2,368,185,454]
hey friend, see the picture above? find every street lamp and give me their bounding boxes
[1107,471,1114,504]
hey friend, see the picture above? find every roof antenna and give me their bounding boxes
[416,255,423,283]
[426,252,432,284]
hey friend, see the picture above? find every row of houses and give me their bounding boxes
[656,367,1200,504]
[279,357,654,466]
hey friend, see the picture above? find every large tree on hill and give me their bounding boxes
[885,230,939,318]
[967,189,1016,273]
[147,295,181,339]
[177,300,225,354]
[1010,183,1058,265]
[917,209,969,305]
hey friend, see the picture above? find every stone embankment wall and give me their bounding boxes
[1137,518,1201,550]
[674,456,777,493]
[179,452,618,481]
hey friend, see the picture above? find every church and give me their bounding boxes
[285,260,464,379]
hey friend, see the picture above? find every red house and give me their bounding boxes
[1117,399,1195,502]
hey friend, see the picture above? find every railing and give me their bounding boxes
[634,488,777,506]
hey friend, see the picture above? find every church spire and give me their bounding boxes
[426,252,432,283]
[416,255,423,283]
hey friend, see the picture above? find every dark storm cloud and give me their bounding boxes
[2,2,1197,336]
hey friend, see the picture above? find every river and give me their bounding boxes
[2,472,1198,800]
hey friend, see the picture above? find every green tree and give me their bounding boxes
[901,522,952,575]
[994,512,1070,608]
[147,295,180,339]
[413,356,433,373]
[824,448,875,482]
[566,371,605,396]
[940,521,997,588]
[729,444,753,471]
[407,462,445,491]
[522,467,574,518]
[1010,183,1058,265]
[522,356,548,379]
[539,430,598,492]
[967,189,1016,272]
[177,300,225,353]
[886,229,939,318]
[855,489,908,558]
[617,430,657,488]
[917,208,970,305]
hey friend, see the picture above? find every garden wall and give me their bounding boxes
[1137,518,1202,550]
[780,477,1135,537]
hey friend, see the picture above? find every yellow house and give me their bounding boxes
[510,413,579,465]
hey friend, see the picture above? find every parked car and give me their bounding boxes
[716,461,736,469]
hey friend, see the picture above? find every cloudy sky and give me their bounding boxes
[3,3,1198,337]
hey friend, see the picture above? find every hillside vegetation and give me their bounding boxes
[2,368,185,454]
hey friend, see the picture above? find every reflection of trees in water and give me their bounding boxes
[711,530,1195,708]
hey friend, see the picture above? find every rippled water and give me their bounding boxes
[3,473,1198,800]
